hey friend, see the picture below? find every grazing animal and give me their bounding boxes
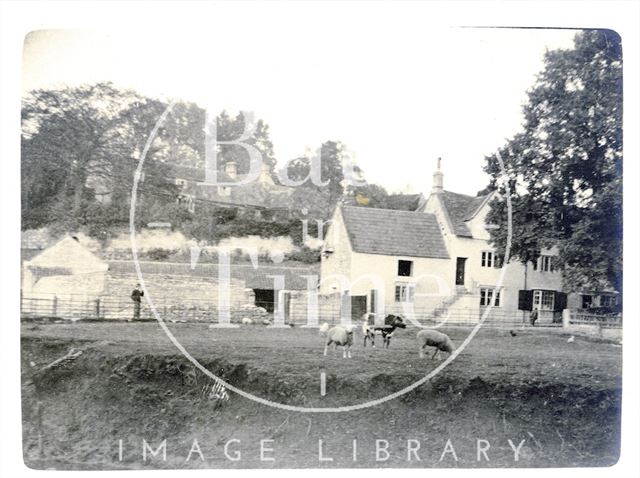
[323,325,355,358]
[509,330,517,337]
[241,318,253,325]
[362,314,407,348]
[567,336,575,343]
[319,322,330,334]
[417,329,455,359]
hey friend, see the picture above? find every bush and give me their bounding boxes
[146,248,175,261]
[285,246,321,264]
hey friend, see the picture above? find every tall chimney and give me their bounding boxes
[432,157,443,193]
[225,161,237,179]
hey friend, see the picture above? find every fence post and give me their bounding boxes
[562,309,571,328]
[52,296,58,317]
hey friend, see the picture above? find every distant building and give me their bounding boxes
[172,161,295,219]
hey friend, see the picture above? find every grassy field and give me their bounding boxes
[21,322,622,469]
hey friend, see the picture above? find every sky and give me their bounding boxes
[22,19,577,197]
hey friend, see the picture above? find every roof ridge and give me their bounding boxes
[341,205,434,216]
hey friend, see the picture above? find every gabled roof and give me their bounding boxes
[340,206,449,259]
[25,236,108,273]
[438,190,491,237]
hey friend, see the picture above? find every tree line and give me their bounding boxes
[21,84,406,244]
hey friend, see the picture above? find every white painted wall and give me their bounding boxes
[421,191,563,317]
[319,208,352,295]
[348,250,453,315]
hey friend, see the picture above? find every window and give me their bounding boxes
[480,287,501,307]
[397,260,413,277]
[395,284,415,302]
[481,251,494,268]
[539,255,555,272]
[581,294,593,309]
[600,295,617,307]
[533,290,555,310]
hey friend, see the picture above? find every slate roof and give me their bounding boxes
[439,191,490,237]
[340,206,449,259]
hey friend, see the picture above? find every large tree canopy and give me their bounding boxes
[21,83,280,238]
[484,30,622,293]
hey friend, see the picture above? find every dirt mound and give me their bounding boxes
[21,337,621,469]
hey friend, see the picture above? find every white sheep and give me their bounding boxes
[323,325,355,358]
[241,318,253,325]
[417,329,455,359]
[318,322,330,334]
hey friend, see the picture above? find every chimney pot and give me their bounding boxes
[432,157,444,193]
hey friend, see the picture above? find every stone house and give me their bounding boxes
[172,161,295,220]
[320,160,566,324]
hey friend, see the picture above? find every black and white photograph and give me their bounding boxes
[1,1,638,476]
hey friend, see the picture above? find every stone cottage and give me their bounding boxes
[320,159,566,324]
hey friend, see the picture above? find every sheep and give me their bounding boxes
[323,325,355,358]
[417,329,455,359]
[241,318,253,325]
[319,322,330,334]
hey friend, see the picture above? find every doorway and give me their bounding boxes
[253,289,275,313]
[351,295,367,322]
[455,257,467,286]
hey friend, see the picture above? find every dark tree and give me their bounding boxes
[484,30,622,293]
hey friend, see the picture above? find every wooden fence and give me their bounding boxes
[21,292,563,329]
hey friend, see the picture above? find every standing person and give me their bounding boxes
[529,307,539,327]
[131,283,144,321]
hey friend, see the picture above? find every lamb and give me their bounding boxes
[362,314,406,348]
[417,329,455,359]
[322,325,355,358]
